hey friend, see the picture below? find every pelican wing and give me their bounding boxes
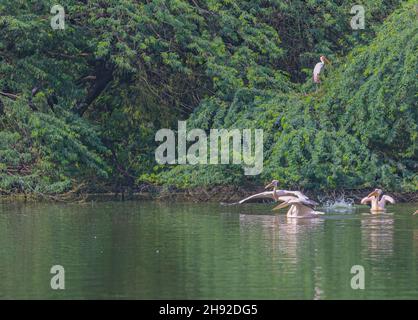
[287,198,317,208]
[302,198,318,207]
[238,191,275,204]
[290,191,309,200]
[361,196,372,204]
[277,195,299,203]
[381,195,395,204]
[238,190,297,204]
[289,191,318,206]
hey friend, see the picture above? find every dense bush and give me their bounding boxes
[265,4,417,191]
[155,2,418,192]
[0,0,415,195]
[0,100,108,194]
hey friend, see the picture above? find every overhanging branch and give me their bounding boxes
[0,91,18,100]
[73,65,114,116]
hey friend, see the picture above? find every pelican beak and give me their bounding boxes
[273,201,289,211]
[324,57,331,64]
[367,190,379,198]
[265,182,273,189]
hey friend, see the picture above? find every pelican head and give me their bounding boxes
[265,180,279,189]
[367,188,383,199]
[320,55,330,64]
[413,210,418,215]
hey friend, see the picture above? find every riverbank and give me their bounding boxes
[1,186,418,204]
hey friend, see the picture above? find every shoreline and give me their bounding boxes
[1,187,418,203]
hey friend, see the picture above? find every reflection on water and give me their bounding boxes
[0,201,417,299]
[414,229,418,252]
[239,214,325,299]
[313,265,324,300]
[239,214,324,265]
[360,212,395,261]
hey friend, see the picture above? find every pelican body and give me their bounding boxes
[273,196,324,218]
[361,189,395,212]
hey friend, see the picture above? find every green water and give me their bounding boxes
[0,201,417,299]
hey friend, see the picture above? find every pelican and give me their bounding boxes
[360,189,395,212]
[237,180,321,218]
[273,196,324,218]
[313,55,331,84]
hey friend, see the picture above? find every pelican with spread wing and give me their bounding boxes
[361,189,395,212]
[238,180,321,217]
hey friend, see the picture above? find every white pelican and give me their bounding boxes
[273,196,324,218]
[313,55,331,84]
[360,189,395,212]
[237,180,321,218]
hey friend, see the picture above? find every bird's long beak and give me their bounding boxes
[273,201,289,211]
[265,183,273,189]
[367,190,379,198]
[324,57,331,64]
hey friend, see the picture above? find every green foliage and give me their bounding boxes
[0,0,414,195]
[156,2,417,192]
[265,3,417,191]
[0,100,109,194]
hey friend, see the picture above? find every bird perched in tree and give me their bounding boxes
[313,55,331,84]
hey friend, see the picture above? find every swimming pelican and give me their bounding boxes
[313,55,331,83]
[360,189,395,212]
[273,196,324,218]
[237,180,320,217]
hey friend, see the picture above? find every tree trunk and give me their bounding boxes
[74,64,113,116]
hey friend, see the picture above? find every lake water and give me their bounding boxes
[0,201,417,299]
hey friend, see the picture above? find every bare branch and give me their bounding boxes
[0,91,18,100]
